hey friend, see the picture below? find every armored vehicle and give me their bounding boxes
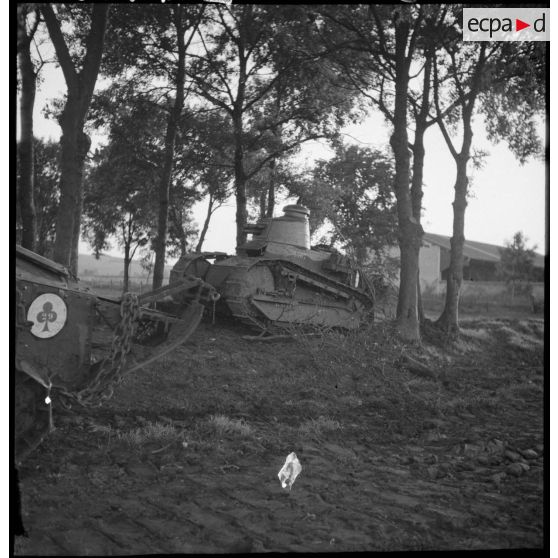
[170,205,374,333]
[15,245,219,462]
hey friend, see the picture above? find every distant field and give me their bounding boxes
[79,278,162,298]
[77,253,173,284]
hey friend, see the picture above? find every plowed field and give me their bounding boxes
[15,317,545,554]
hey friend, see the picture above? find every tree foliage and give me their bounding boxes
[84,91,207,283]
[479,42,545,164]
[291,143,397,262]
[17,138,60,258]
[186,4,361,247]
[82,103,158,291]
[498,232,537,298]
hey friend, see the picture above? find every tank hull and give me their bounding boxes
[15,245,219,461]
[172,253,374,332]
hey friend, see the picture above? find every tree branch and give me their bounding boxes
[79,4,110,115]
[195,25,236,106]
[433,58,458,161]
[40,4,78,90]
[216,4,240,46]
[27,8,41,43]
[370,5,395,63]
[196,84,233,115]
[245,134,324,180]
[406,5,423,66]
[243,67,291,113]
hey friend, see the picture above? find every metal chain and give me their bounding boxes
[57,293,141,408]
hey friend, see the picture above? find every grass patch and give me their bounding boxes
[516,320,544,337]
[460,327,491,341]
[206,414,254,438]
[299,416,342,437]
[117,422,185,446]
[497,325,543,351]
[292,320,405,377]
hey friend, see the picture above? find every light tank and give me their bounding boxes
[170,205,374,332]
[15,245,219,462]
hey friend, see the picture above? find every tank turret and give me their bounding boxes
[239,205,311,256]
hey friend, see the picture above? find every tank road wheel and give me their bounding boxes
[14,370,52,463]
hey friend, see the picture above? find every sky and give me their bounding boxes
[22,17,547,262]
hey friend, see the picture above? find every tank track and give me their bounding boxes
[225,258,374,332]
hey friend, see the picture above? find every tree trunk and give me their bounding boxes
[34,146,55,257]
[152,129,176,288]
[259,189,267,220]
[70,131,90,276]
[43,3,109,273]
[123,240,131,294]
[411,131,426,218]
[436,109,474,334]
[169,206,188,257]
[390,21,421,342]
[153,6,186,289]
[233,28,248,250]
[233,113,248,249]
[411,46,432,325]
[70,191,82,277]
[196,194,214,253]
[435,85,478,333]
[434,43,485,334]
[53,105,90,272]
[436,157,469,333]
[179,232,188,258]
[411,125,426,324]
[17,44,37,251]
[266,159,276,218]
[396,222,422,340]
[235,174,248,249]
[417,269,424,322]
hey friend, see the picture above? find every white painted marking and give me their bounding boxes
[27,293,67,339]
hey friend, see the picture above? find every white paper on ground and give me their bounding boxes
[278,452,302,490]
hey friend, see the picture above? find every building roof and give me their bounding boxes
[423,232,545,268]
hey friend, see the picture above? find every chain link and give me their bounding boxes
[57,293,141,408]
[52,279,218,408]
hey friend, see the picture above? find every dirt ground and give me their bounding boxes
[15,314,545,554]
